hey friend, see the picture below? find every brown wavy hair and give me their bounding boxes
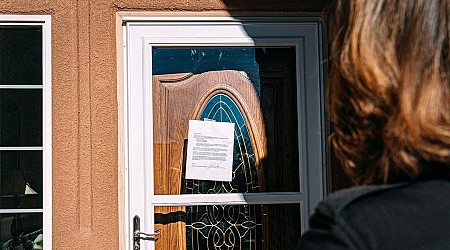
[329,0,450,184]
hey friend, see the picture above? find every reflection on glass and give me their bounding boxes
[0,213,42,249]
[153,48,262,95]
[0,90,42,146]
[0,26,44,250]
[154,204,300,250]
[0,26,42,86]
[152,47,300,193]
[152,47,301,247]
[0,151,43,209]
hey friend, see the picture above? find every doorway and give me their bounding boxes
[123,16,325,250]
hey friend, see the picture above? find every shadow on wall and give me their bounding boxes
[220,2,353,193]
[220,0,334,12]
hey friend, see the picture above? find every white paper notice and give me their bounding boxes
[185,120,235,182]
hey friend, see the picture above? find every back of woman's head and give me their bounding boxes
[329,0,450,184]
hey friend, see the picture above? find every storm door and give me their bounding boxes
[125,17,325,250]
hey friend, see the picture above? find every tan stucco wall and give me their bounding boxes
[0,0,330,249]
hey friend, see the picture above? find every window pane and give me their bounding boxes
[0,213,42,249]
[153,48,263,90]
[0,90,42,146]
[0,151,42,209]
[0,26,42,86]
[154,204,301,250]
[152,48,300,194]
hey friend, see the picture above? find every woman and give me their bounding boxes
[299,0,449,249]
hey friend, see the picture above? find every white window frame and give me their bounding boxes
[122,15,325,250]
[0,15,52,248]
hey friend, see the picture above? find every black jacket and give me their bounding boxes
[298,179,450,250]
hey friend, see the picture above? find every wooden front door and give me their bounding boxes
[151,47,301,250]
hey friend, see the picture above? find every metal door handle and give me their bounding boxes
[133,215,160,250]
[135,229,161,241]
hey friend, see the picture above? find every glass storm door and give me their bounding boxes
[125,17,325,250]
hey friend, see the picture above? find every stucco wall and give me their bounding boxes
[0,0,331,249]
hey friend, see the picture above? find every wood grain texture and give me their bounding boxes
[153,70,266,250]
[152,48,300,249]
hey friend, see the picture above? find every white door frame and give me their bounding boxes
[122,15,325,250]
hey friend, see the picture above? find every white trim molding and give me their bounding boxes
[121,15,325,250]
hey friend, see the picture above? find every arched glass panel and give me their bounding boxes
[184,93,262,249]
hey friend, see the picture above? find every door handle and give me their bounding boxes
[133,215,161,250]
